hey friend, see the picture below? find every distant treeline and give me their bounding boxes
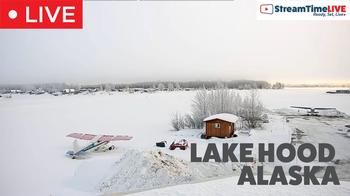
[0,80,284,93]
[286,84,350,88]
[116,80,274,90]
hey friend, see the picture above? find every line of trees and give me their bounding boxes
[171,87,264,131]
[0,80,284,93]
[116,80,273,90]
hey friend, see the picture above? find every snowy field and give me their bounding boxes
[129,176,350,196]
[0,88,349,196]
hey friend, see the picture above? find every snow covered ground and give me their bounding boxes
[129,176,350,196]
[0,88,349,196]
[286,116,350,180]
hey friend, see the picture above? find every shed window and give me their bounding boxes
[214,123,220,129]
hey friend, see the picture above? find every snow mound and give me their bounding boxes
[98,150,193,193]
[70,149,236,194]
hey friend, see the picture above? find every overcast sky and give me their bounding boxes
[0,1,349,85]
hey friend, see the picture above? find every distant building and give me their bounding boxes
[62,89,75,94]
[203,113,239,138]
[10,90,24,94]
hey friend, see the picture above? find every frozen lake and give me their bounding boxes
[258,88,350,114]
[0,88,349,196]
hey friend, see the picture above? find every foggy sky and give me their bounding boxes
[0,1,349,85]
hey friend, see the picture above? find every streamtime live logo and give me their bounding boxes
[260,4,274,14]
[0,0,82,29]
[257,0,350,21]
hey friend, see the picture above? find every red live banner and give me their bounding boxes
[0,0,82,29]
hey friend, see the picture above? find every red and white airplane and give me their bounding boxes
[66,133,132,159]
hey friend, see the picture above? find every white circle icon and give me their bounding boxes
[8,10,17,19]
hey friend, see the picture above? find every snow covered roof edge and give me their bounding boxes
[203,113,239,123]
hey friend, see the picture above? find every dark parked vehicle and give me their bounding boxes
[156,141,167,147]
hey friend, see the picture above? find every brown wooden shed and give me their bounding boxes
[203,113,239,138]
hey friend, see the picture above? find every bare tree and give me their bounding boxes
[167,83,174,91]
[239,90,264,128]
[272,82,284,89]
[208,87,241,115]
[175,82,181,90]
[158,83,165,91]
[183,114,195,129]
[171,113,185,131]
[191,87,243,128]
[191,89,209,128]
[171,88,263,131]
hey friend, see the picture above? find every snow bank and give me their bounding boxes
[70,149,236,194]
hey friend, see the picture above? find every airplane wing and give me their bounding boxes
[291,106,312,110]
[98,135,133,142]
[314,108,336,110]
[66,133,97,140]
[112,135,133,141]
[67,133,132,141]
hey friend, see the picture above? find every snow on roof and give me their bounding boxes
[203,113,239,123]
